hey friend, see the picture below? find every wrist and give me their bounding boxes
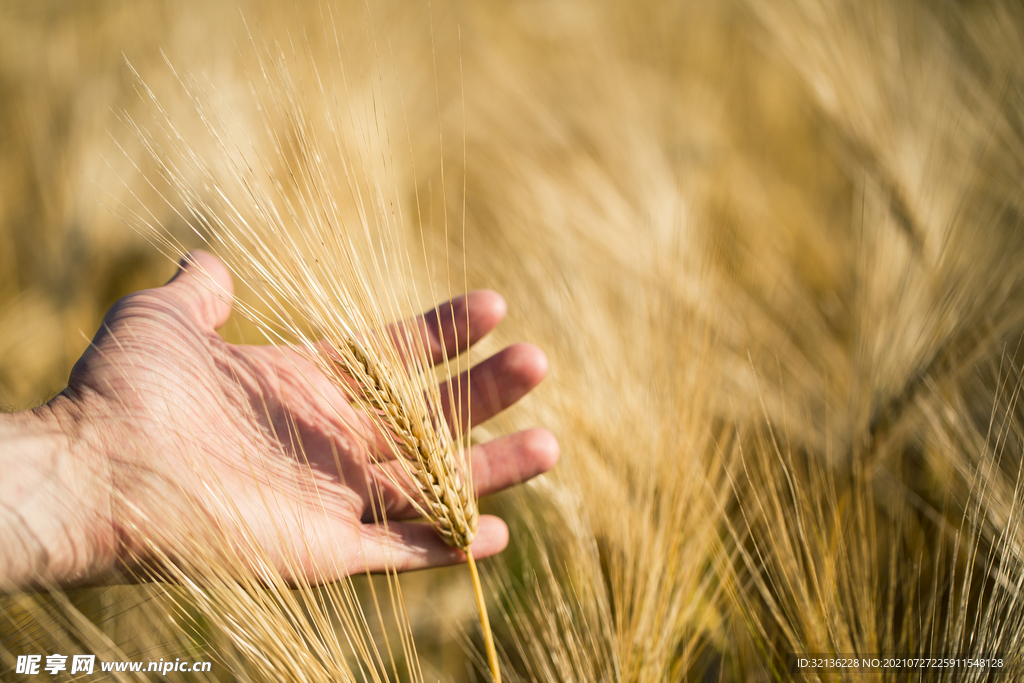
[0,393,116,589]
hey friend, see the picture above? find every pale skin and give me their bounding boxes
[0,250,558,589]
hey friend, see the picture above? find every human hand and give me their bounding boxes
[0,251,557,587]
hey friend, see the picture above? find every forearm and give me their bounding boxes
[0,395,114,589]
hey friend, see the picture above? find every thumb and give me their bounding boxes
[162,250,235,331]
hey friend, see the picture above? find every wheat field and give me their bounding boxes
[2,0,1024,680]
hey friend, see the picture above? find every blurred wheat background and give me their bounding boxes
[3,0,1024,680]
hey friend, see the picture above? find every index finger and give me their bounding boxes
[391,290,507,366]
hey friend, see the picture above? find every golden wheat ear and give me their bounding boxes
[333,333,499,681]
[339,337,478,549]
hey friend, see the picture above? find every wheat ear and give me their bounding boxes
[339,338,500,682]
[343,339,478,547]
